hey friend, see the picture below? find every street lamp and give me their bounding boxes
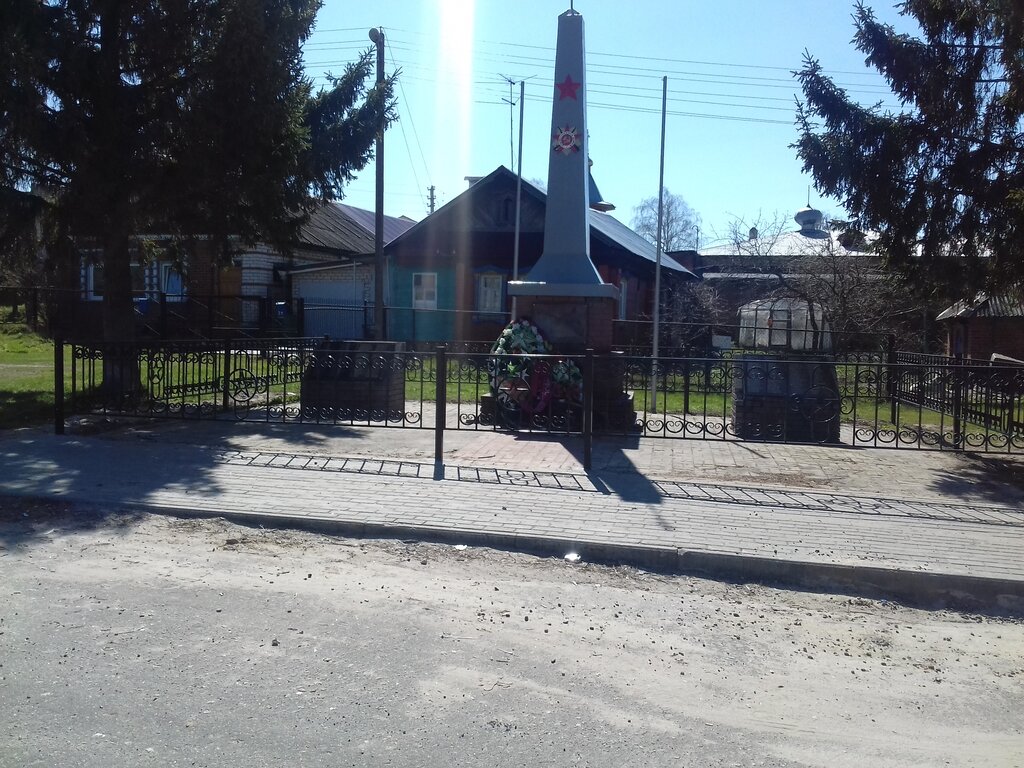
[369,27,385,340]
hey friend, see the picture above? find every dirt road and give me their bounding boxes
[2,501,1022,767]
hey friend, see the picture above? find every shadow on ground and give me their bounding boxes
[929,453,1024,506]
[0,496,146,552]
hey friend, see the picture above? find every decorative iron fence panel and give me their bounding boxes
[443,351,588,435]
[601,352,1024,451]
[56,338,1024,455]
[64,337,426,429]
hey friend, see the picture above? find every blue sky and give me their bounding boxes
[303,1,916,247]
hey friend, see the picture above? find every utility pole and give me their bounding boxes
[427,185,436,215]
[651,75,668,410]
[369,27,385,340]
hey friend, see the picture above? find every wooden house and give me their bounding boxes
[374,166,697,343]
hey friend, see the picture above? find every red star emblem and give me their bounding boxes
[555,74,581,100]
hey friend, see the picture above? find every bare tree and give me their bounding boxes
[660,280,726,351]
[631,189,700,251]
[720,213,926,351]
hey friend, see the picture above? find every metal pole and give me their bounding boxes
[221,338,232,412]
[583,349,594,471]
[887,333,898,425]
[54,336,65,435]
[650,75,668,411]
[511,80,525,321]
[370,27,386,340]
[434,345,447,476]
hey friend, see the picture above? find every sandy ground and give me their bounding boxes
[1,500,1022,768]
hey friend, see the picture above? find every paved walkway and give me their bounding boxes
[1,420,1023,611]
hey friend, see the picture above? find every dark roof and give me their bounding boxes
[332,202,417,244]
[936,293,1024,320]
[385,166,696,278]
[294,202,417,254]
[589,209,691,274]
[285,260,360,276]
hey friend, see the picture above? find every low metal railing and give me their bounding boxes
[55,337,1024,467]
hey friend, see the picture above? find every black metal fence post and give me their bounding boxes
[887,333,898,425]
[434,346,447,474]
[221,338,232,412]
[583,349,594,471]
[951,356,964,448]
[54,336,65,435]
[158,291,168,340]
[296,297,305,337]
[683,357,691,416]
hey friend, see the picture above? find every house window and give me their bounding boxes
[160,263,186,301]
[501,197,514,225]
[476,273,504,314]
[85,262,146,300]
[618,277,629,320]
[412,272,437,310]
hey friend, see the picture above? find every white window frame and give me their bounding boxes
[83,261,146,301]
[618,277,629,320]
[412,272,437,310]
[475,272,504,314]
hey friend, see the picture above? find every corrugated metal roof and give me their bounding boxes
[332,202,417,244]
[295,203,373,254]
[294,202,417,254]
[700,229,869,258]
[284,259,358,276]
[588,209,692,274]
[936,293,1024,320]
[702,272,808,280]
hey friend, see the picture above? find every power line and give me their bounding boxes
[478,36,888,79]
[384,34,430,212]
[302,32,907,133]
[304,31,897,89]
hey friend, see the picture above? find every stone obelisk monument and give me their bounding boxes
[508,7,619,354]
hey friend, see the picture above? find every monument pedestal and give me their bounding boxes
[512,293,616,354]
[504,285,637,432]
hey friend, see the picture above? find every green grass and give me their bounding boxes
[632,383,955,432]
[1,327,1015,443]
[0,323,69,429]
[405,357,491,404]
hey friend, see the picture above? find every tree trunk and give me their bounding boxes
[92,2,140,403]
[100,232,141,403]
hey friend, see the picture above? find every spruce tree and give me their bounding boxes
[794,1,1024,297]
[1,0,393,358]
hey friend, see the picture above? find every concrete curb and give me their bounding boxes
[139,501,1024,617]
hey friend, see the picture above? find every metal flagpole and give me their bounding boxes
[511,79,525,321]
[650,75,667,411]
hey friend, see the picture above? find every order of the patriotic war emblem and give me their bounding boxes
[552,125,582,155]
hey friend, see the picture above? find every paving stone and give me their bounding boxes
[2,423,1023,606]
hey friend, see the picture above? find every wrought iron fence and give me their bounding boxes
[611,318,894,357]
[55,337,1024,465]
[894,352,1024,438]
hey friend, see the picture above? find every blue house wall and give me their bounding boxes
[388,264,456,342]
